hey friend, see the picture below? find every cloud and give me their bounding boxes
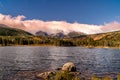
[0,13,120,35]
[101,21,120,32]
[0,14,26,30]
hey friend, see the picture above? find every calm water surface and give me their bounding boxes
[0,46,120,79]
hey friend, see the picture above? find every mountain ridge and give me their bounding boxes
[0,24,33,36]
[35,30,86,38]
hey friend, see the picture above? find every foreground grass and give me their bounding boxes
[91,74,120,80]
[44,71,120,80]
[45,71,80,80]
[55,71,80,80]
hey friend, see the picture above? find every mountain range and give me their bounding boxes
[0,24,120,47]
[35,30,86,38]
[0,24,86,37]
[0,24,120,40]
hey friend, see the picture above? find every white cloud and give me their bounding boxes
[101,21,120,32]
[0,13,120,34]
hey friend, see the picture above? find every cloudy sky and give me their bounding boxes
[0,0,120,34]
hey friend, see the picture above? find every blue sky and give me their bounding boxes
[0,0,120,34]
[0,0,120,25]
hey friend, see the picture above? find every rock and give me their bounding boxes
[36,71,55,79]
[62,62,76,72]
[36,62,77,79]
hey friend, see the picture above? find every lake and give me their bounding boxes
[0,46,120,79]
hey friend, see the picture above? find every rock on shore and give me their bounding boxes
[62,62,76,72]
[36,62,79,80]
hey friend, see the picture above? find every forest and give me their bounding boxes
[0,33,120,47]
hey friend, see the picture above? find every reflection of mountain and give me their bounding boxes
[0,24,32,36]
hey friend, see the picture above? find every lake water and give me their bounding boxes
[0,46,120,79]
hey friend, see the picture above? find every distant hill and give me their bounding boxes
[67,31,86,38]
[72,30,120,47]
[89,30,120,40]
[0,24,32,36]
[72,30,120,39]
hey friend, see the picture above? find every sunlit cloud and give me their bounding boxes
[0,13,120,35]
[101,21,120,32]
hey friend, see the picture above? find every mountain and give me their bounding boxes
[0,24,9,28]
[35,31,48,37]
[36,30,65,38]
[0,24,32,36]
[67,31,86,38]
[35,30,87,38]
[50,32,65,38]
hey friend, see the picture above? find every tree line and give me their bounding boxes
[0,36,120,47]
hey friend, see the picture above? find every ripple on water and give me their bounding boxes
[0,46,120,79]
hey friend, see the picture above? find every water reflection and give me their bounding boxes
[0,46,120,79]
[48,47,70,69]
[0,47,18,79]
[14,47,36,70]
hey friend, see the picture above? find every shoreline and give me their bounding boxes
[9,66,119,80]
[0,45,120,49]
